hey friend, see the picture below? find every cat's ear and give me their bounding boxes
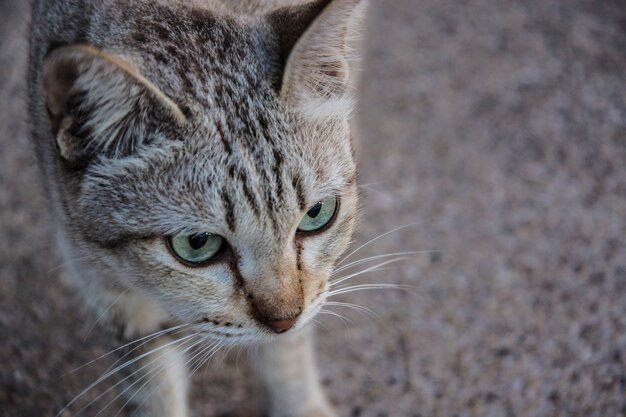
[43,45,186,166]
[270,0,366,113]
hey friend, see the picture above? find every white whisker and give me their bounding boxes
[103,326,191,376]
[331,258,412,287]
[358,181,388,188]
[56,334,194,417]
[318,309,353,327]
[108,337,205,417]
[190,346,216,380]
[191,341,224,377]
[82,288,131,343]
[65,323,191,376]
[73,336,199,417]
[190,342,218,374]
[134,338,225,416]
[333,250,441,275]
[215,344,234,371]
[234,345,246,370]
[324,301,380,320]
[46,254,93,274]
[312,318,329,331]
[328,283,416,297]
[336,222,419,267]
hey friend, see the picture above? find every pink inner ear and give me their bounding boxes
[43,54,80,137]
[44,53,80,114]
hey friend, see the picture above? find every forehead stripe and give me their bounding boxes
[238,170,262,219]
[221,187,236,232]
[291,173,307,211]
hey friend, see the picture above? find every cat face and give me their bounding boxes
[76,93,358,342]
[41,0,363,342]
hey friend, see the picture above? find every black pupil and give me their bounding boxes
[188,233,209,250]
[307,202,323,218]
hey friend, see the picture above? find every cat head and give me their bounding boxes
[42,0,365,342]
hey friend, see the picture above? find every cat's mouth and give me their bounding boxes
[193,323,260,345]
[192,292,328,344]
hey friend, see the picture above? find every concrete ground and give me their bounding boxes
[1,0,625,416]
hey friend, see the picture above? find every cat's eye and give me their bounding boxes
[167,232,224,266]
[297,196,338,233]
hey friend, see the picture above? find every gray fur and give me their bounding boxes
[29,0,364,416]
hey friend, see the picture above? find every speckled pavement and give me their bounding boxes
[1,1,625,416]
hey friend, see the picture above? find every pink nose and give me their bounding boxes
[264,316,299,333]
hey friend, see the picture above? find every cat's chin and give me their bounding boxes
[191,328,297,347]
[193,329,262,346]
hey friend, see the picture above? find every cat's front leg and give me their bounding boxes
[114,333,190,417]
[94,290,191,417]
[251,326,335,417]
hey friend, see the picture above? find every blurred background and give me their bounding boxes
[1,0,625,416]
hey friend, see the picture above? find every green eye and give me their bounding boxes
[167,232,224,265]
[297,196,338,233]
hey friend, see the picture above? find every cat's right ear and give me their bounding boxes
[269,0,366,116]
[43,45,186,166]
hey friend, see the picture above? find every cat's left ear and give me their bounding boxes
[43,45,186,166]
[270,0,366,114]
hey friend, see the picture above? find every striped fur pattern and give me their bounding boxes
[29,0,365,416]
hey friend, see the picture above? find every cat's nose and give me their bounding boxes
[263,316,299,333]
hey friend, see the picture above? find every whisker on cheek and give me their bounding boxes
[82,288,132,343]
[318,309,353,327]
[330,257,412,287]
[324,301,380,320]
[327,283,417,298]
[332,250,443,275]
[335,222,420,267]
[312,318,330,331]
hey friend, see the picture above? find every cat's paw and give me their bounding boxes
[298,408,337,417]
[266,404,337,417]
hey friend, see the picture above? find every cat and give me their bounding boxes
[28,0,365,416]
